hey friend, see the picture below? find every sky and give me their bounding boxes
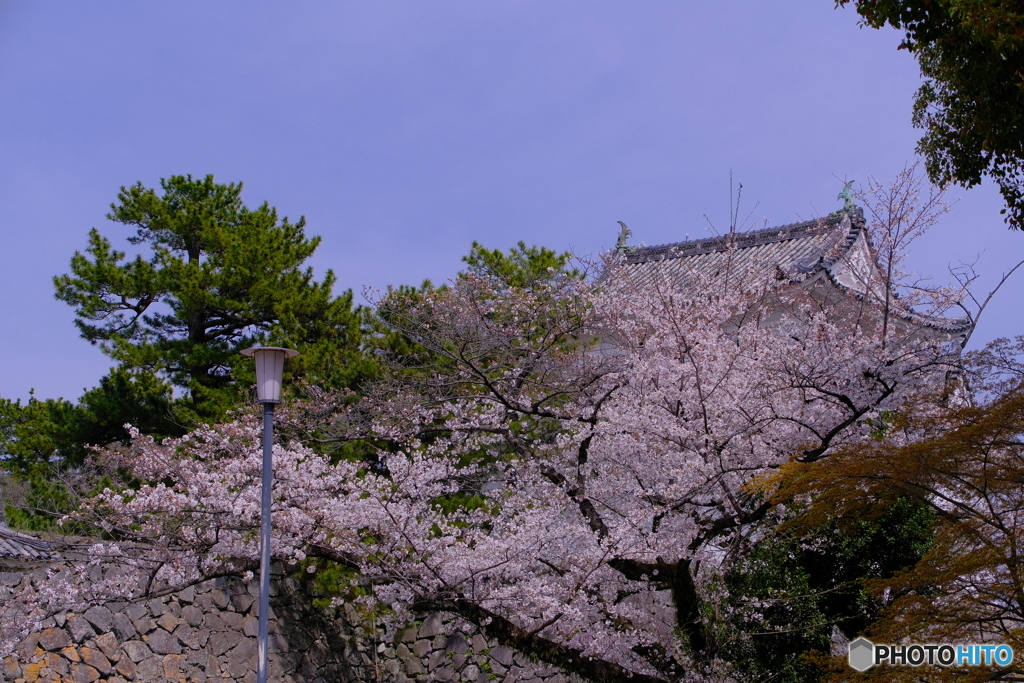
[1,1,1021,403]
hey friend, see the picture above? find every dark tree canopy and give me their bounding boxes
[461,240,581,289]
[837,0,1024,227]
[54,175,371,421]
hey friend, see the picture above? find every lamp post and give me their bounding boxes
[240,346,298,683]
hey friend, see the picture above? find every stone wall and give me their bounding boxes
[1,568,359,683]
[385,613,584,683]
[0,568,582,683]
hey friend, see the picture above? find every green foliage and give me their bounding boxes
[0,370,182,529]
[54,174,371,423]
[75,367,183,453]
[0,369,181,473]
[838,0,1024,227]
[0,392,82,472]
[719,499,934,682]
[461,241,581,288]
[292,558,392,622]
[1,466,110,533]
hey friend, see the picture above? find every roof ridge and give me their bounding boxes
[0,523,58,553]
[623,211,854,265]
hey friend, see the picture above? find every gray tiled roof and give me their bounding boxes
[0,524,59,569]
[615,212,859,291]
[610,208,972,334]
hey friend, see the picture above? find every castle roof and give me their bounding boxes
[610,208,972,335]
[0,524,59,569]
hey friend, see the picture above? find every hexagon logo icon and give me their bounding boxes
[849,637,875,672]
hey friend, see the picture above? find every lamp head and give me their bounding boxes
[241,347,299,403]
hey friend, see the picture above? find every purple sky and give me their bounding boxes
[1,1,1020,403]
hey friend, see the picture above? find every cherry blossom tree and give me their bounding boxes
[3,253,969,680]
[4,170,993,681]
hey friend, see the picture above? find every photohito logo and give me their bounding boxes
[848,637,1014,671]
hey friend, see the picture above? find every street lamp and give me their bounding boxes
[240,346,298,683]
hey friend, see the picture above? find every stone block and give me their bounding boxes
[462,664,481,682]
[228,636,258,662]
[146,598,166,617]
[434,664,456,682]
[418,613,444,639]
[269,633,289,654]
[16,633,39,659]
[242,616,259,638]
[125,603,148,621]
[210,630,242,657]
[121,640,152,663]
[136,655,164,680]
[397,626,418,643]
[451,653,468,670]
[181,605,204,627]
[471,634,488,654]
[42,650,70,675]
[79,647,112,675]
[95,631,119,660]
[491,646,514,668]
[176,625,207,650]
[131,616,156,635]
[221,611,244,630]
[111,613,137,641]
[178,585,196,604]
[231,591,254,613]
[2,655,22,680]
[162,653,184,681]
[114,655,136,680]
[145,628,182,655]
[405,657,424,675]
[0,572,22,586]
[156,612,179,632]
[83,605,113,633]
[427,650,446,672]
[446,632,469,654]
[210,588,230,609]
[37,627,71,651]
[60,646,81,663]
[185,647,208,667]
[202,612,226,631]
[412,639,432,658]
[67,616,96,643]
[69,661,100,683]
[166,600,182,617]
